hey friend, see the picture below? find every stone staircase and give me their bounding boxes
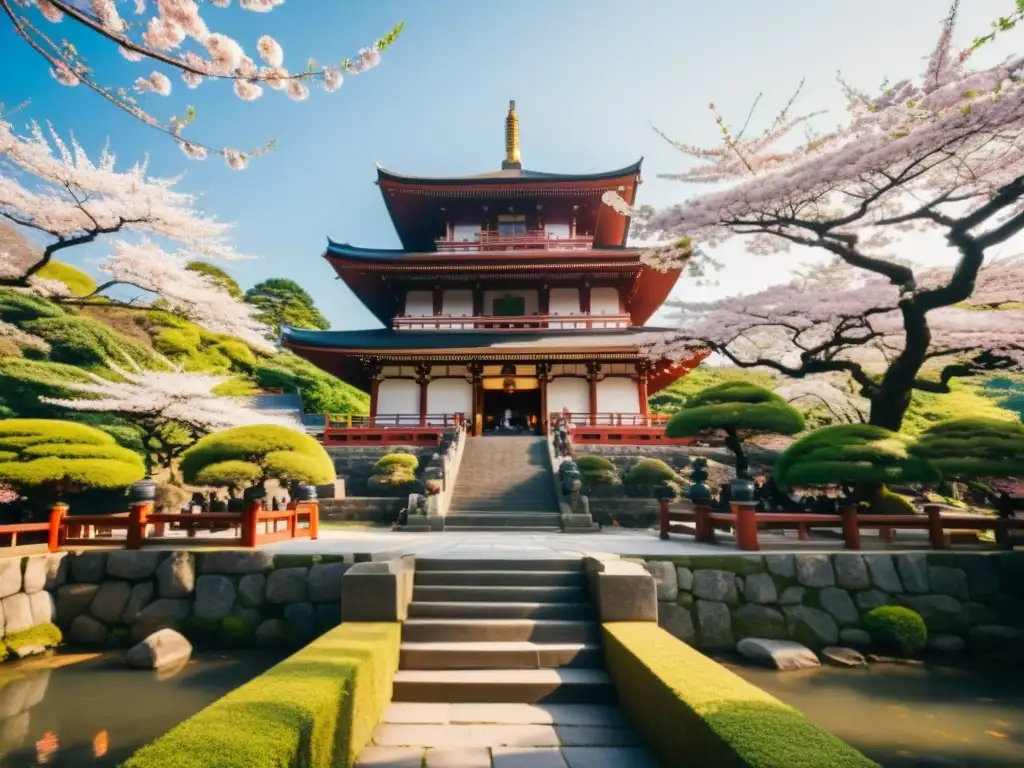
[357,558,660,767]
[446,436,562,531]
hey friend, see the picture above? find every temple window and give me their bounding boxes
[545,222,570,240]
[483,289,537,316]
[497,214,527,237]
[452,224,480,242]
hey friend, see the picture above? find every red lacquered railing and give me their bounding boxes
[393,313,630,331]
[435,230,594,252]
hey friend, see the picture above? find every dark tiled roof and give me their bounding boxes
[281,325,674,351]
[375,159,643,186]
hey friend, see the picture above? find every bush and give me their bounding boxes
[774,424,940,489]
[252,351,369,416]
[181,425,334,488]
[625,458,677,486]
[122,623,401,768]
[911,417,1024,480]
[373,453,419,475]
[603,623,875,768]
[865,486,917,516]
[576,455,616,473]
[863,606,928,656]
[665,381,805,438]
[0,419,145,490]
[22,314,159,370]
[0,288,65,324]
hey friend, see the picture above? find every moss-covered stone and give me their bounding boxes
[676,592,694,608]
[3,622,62,655]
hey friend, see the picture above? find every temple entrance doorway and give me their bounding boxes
[481,386,541,435]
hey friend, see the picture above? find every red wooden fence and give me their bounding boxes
[0,500,319,553]
[660,500,1024,551]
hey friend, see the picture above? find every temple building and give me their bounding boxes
[282,102,706,445]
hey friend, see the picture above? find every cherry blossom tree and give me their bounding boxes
[605,3,1024,431]
[1,0,402,167]
[0,118,274,350]
[40,354,298,473]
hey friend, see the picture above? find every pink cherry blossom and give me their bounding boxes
[133,71,172,96]
[223,149,248,170]
[285,80,309,102]
[257,35,283,67]
[35,0,63,23]
[322,68,343,93]
[50,62,79,87]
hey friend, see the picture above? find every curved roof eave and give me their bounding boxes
[374,158,644,186]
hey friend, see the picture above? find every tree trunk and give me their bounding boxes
[724,428,749,478]
[867,300,932,431]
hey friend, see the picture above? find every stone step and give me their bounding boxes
[416,559,583,572]
[402,619,600,644]
[438,526,563,532]
[415,570,585,588]
[391,668,615,704]
[412,585,588,604]
[448,501,558,512]
[444,513,562,528]
[399,641,604,670]
[408,601,594,620]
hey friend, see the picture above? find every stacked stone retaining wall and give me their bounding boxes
[639,551,1024,656]
[0,557,58,648]
[20,550,366,654]
[327,446,435,496]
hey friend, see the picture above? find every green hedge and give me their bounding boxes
[863,606,927,656]
[625,458,677,486]
[603,623,876,768]
[373,453,419,474]
[123,622,401,768]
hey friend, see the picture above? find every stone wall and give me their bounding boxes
[319,498,404,524]
[588,499,661,529]
[0,556,59,655]
[41,550,357,651]
[327,446,435,497]
[640,552,1024,656]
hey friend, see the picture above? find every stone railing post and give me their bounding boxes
[341,557,416,621]
[583,555,657,622]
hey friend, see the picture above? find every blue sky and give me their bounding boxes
[0,0,1018,330]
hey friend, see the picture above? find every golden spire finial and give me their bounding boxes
[503,100,521,170]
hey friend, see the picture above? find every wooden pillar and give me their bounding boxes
[368,360,382,424]
[539,284,550,317]
[432,286,444,316]
[586,362,600,427]
[416,364,431,427]
[472,285,484,321]
[538,363,552,435]
[580,282,592,315]
[637,363,650,419]
[469,363,484,436]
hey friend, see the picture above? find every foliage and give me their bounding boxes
[181,425,334,488]
[0,418,145,490]
[251,352,368,415]
[22,314,161,370]
[2,622,63,655]
[609,7,1024,432]
[245,278,330,335]
[35,260,96,297]
[774,424,940,489]
[911,417,1024,479]
[649,367,778,413]
[4,2,401,163]
[666,382,804,437]
[863,606,928,656]
[0,121,273,349]
[121,623,401,768]
[186,262,243,299]
[900,381,1020,436]
[576,455,617,473]
[193,460,263,489]
[603,623,876,768]
[625,458,678,486]
[373,453,419,475]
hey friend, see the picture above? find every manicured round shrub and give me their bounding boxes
[373,452,419,475]
[0,419,145,490]
[863,606,928,655]
[36,259,97,297]
[666,381,805,438]
[576,455,616,474]
[181,425,334,489]
[625,458,677,486]
[774,424,940,489]
[910,417,1024,480]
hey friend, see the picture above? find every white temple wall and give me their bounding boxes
[426,379,473,422]
[376,379,419,415]
[590,287,623,328]
[548,288,581,329]
[548,377,590,417]
[442,289,474,328]
[596,377,641,421]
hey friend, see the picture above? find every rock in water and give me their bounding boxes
[125,629,192,670]
[736,638,821,671]
[821,646,867,667]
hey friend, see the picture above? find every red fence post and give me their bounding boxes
[840,506,861,550]
[48,503,67,552]
[731,502,760,551]
[308,500,320,540]
[659,499,670,540]
[126,501,150,549]
[241,501,260,547]
[925,505,947,549]
[695,504,714,543]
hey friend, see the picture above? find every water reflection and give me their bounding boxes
[724,656,1024,767]
[0,650,283,766]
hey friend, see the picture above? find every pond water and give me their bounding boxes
[0,650,285,767]
[725,656,1024,767]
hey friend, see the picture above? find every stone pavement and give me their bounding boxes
[356,703,660,767]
